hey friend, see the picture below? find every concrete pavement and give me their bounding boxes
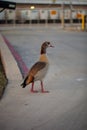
[0,26,87,130]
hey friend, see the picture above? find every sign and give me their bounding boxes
[51,10,57,15]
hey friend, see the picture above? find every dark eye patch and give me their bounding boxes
[46,42,50,46]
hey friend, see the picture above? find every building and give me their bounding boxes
[0,0,87,24]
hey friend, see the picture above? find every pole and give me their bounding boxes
[82,14,85,31]
[61,2,64,29]
[70,0,72,26]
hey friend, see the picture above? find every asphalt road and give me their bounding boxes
[0,25,87,130]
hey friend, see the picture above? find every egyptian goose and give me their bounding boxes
[21,41,54,93]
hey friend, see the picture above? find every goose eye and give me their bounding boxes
[47,42,50,46]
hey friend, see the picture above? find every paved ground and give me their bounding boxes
[0,25,87,130]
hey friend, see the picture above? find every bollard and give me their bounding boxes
[82,14,85,31]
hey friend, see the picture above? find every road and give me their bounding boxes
[0,25,87,130]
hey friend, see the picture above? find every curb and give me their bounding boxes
[0,34,22,81]
[2,35,29,78]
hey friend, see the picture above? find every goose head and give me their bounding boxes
[41,41,54,54]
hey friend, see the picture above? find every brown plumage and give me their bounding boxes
[21,41,54,93]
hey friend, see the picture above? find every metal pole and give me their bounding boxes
[86,15,87,30]
[61,2,64,29]
[82,14,85,31]
[70,0,72,26]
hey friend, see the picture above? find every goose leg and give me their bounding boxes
[30,82,38,93]
[41,81,49,93]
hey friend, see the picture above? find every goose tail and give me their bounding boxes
[21,75,34,88]
[21,76,28,88]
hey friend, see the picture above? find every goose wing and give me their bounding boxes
[29,61,46,76]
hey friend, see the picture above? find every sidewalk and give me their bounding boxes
[0,23,84,31]
[0,34,23,97]
[0,34,30,130]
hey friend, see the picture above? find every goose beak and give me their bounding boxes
[49,44,54,47]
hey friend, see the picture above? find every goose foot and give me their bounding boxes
[41,90,49,93]
[41,81,49,93]
[30,90,38,93]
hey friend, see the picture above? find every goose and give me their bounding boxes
[21,41,54,93]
